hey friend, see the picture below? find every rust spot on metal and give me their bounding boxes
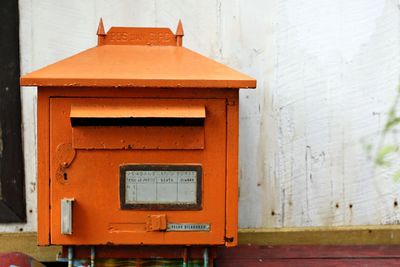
[224,236,234,243]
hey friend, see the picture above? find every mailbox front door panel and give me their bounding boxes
[49,98,227,245]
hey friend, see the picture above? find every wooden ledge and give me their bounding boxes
[239,225,400,245]
[0,233,60,262]
[2,227,400,261]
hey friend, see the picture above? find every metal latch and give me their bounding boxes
[146,214,167,231]
[61,198,74,235]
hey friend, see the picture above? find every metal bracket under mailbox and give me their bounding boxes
[61,198,74,235]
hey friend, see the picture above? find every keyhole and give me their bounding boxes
[63,173,68,181]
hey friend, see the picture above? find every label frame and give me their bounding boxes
[119,164,202,210]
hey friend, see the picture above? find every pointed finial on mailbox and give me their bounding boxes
[175,20,184,47]
[97,18,106,46]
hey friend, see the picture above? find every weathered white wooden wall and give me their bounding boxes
[2,0,399,232]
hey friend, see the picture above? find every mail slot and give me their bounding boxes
[20,20,256,249]
[70,101,206,150]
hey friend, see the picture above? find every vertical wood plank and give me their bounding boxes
[0,0,26,223]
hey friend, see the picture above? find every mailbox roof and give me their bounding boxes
[20,44,256,89]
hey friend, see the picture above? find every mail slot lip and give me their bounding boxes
[119,164,202,211]
[70,104,206,118]
[70,103,206,127]
[70,104,206,127]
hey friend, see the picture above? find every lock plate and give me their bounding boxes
[120,165,202,210]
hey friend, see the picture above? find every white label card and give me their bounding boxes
[125,170,197,204]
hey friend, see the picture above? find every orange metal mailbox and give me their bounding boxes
[21,20,256,249]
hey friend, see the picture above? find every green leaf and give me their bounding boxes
[375,145,398,166]
[394,170,400,182]
[384,117,400,133]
